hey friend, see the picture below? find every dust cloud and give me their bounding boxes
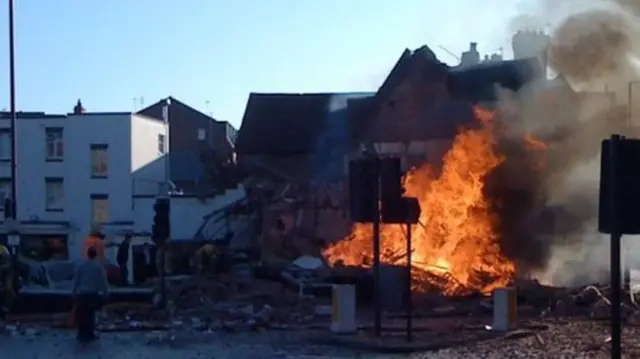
[502,0,640,286]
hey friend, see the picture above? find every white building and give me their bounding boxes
[0,107,170,260]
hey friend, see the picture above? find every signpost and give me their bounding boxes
[598,135,640,359]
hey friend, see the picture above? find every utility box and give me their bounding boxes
[493,287,517,331]
[331,284,357,334]
[380,264,409,312]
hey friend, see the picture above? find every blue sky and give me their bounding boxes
[0,0,524,128]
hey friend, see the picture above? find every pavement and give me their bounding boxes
[0,328,393,359]
[1,320,632,359]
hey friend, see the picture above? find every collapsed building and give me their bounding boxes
[234,33,624,296]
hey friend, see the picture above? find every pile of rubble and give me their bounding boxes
[253,179,350,265]
[465,279,640,322]
[96,270,328,333]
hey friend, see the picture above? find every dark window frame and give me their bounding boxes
[0,129,12,162]
[157,134,166,154]
[0,177,11,211]
[45,127,64,162]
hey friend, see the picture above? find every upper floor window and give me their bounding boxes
[90,194,109,225]
[45,178,64,212]
[158,134,166,154]
[45,128,64,161]
[0,178,11,209]
[90,144,108,178]
[0,129,11,160]
[226,124,237,144]
[197,128,206,141]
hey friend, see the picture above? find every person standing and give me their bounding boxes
[0,244,14,319]
[116,236,131,286]
[72,247,109,342]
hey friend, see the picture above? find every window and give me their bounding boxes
[90,144,108,177]
[45,178,64,211]
[90,194,109,225]
[197,128,206,141]
[226,124,237,144]
[158,134,166,154]
[0,178,11,209]
[45,128,64,160]
[0,129,11,160]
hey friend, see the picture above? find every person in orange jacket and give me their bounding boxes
[83,230,105,261]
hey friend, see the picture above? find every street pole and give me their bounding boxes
[159,99,171,309]
[7,0,19,264]
[609,134,622,359]
[8,0,17,219]
[162,98,170,195]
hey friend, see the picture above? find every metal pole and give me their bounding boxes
[372,158,381,337]
[624,238,630,293]
[162,98,170,195]
[609,134,622,359]
[406,222,412,342]
[160,98,171,308]
[8,0,17,218]
[159,243,166,308]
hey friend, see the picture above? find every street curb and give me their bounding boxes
[315,328,541,354]
[316,335,492,354]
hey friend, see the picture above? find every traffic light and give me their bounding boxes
[349,158,378,222]
[379,157,406,223]
[598,136,640,234]
[152,198,171,243]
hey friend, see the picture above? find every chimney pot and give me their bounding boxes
[73,99,86,114]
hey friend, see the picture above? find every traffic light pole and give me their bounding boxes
[159,241,166,308]
[372,159,381,338]
[609,134,622,359]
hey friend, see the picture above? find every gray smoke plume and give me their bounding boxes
[501,0,640,286]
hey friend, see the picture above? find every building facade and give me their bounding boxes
[137,97,237,193]
[0,108,168,260]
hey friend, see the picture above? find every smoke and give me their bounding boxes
[496,0,640,286]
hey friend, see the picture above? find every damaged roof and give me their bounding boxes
[236,93,332,155]
[236,92,373,156]
[448,58,543,102]
[348,45,452,142]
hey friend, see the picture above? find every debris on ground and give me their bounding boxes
[92,274,323,333]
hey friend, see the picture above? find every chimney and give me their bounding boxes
[460,42,480,67]
[73,99,86,114]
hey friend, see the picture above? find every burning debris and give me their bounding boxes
[323,105,557,296]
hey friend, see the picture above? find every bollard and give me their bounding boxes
[492,287,517,331]
[330,284,357,334]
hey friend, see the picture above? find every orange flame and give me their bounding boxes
[323,107,518,295]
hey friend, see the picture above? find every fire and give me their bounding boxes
[324,107,520,295]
